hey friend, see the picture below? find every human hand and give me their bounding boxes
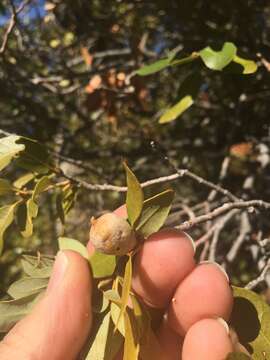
[0,208,241,360]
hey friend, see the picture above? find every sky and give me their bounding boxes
[0,0,46,26]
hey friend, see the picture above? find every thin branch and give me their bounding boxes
[245,260,270,290]
[208,209,239,261]
[59,171,181,192]
[226,213,251,262]
[150,141,239,202]
[0,0,30,55]
[177,200,270,231]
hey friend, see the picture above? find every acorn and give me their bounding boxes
[89,212,137,255]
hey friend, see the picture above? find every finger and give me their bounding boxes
[182,318,233,360]
[132,229,196,308]
[167,262,233,336]
[0,251,92,360]
[156,315,183,360]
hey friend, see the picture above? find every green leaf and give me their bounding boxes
[0,178,13,195]
[231,286,270,359]
[111,301,125,336]
[0,294,41,332]
[124,162,144,226]
[93,290,110,314]
[90,252,116,278]
[21,199,38,238]
[159,72,202,124]
[85,311,123,360]
[0,202,20,254]
[226,353,251,359]
[136,58,171,76]
[32,176,50,200]
[130,294,150,340]
[7,277,49,299]
[13,173,35,189]
[123,311,140,360]
[136,189,174,238]
[115,255,132,331]
[56,184,77,224]
[159,95,194,124]
[104,289,122,305]
[0,135,25,171]
[199,42,237,71]
[58,237,89,260]
[170,53,200,67]
[21,254,53,278]
[15,137,51,174]
[233,55,258,74]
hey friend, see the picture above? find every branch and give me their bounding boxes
[177,200,270,231]
[59,171,181,192]
[0,0,30,55]
[150,141,239,202]
[245,260,270,290]
[226,213,251,262]
[208,209,239,261]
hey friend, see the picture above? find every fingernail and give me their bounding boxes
[47,251,68,294]
[183,232,196,253]
[216,317,229,334]
[199,261,229,282]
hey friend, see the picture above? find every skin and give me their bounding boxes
[0,207,241,359]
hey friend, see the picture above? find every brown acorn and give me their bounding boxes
[89,212,137,255]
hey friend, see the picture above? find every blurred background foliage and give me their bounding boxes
[0,0,270,296]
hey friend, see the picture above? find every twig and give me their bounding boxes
[245,260,270,290]
[0,0,30,55]
[208,157,231,201]
[150,141,239,202]
[59,171,182,192]
[226,213,251,262]
[208,209,239,261]
[177,200,270,231]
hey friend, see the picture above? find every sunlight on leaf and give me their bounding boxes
[7,277,49,299]
[0,135,25,171]
[199,42,237,71]
[233,55,257,74]
[0,202,20,254]
[136,58,172,76]
[0,293,42,332]
[13,173,35,189]
[21,199,38,238]
[136,189,174,238]
[90,252,116,278]
[115,255,132,331]
[21,254,53,278]
[111,301,125,336]
[124,162,144,226]
[123,312,140,360]
[58,237,89,260]
[159,95,193,124]
[32,175,51,200]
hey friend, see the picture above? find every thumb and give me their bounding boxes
[0,250,92,360]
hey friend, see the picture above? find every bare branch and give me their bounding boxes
[177,200,270,231]
[226,213,251,262]
[0,0,30,55]
[245,260,270,290]
[150,141,239,202]
[208,209,239,261]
